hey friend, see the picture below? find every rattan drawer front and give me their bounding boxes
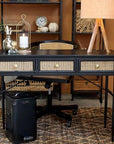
[0,61,33,71]
[40,61,74,71]
[81,61,113,71]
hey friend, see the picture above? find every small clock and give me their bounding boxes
[36,16,47,27]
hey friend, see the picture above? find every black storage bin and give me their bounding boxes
[5,92,37,144]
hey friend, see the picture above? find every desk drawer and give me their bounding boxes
[40,61,74,71]
[81,61,113,71]
[0,61,33,71]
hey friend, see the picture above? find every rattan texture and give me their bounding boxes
[76,9,95,33]
[6,79,53,91]
[40,61,74,71]
[40,43,73,50]
[0,61,33,71]
[81,61,114,71]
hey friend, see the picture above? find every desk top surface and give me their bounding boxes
[0,49,114,57]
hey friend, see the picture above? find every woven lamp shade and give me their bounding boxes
[81,0,114,19]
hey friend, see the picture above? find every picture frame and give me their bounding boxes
[76,9,95,33]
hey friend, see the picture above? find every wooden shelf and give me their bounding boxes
[31,31,60,34]
[76,2,81,4]
[75,32,92,34]
[0,1,60,4]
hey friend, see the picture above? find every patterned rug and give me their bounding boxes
[0,108,113,144]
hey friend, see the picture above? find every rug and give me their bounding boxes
[0,108,113,144]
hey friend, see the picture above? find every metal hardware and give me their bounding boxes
[54,64,59,69]
[13,64,18,69]
[95,64,100,69]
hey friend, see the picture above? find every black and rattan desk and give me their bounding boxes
[0,49,114,141]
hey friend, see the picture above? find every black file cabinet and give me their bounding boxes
[5,92,37,144]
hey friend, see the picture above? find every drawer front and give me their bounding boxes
[81,61,114,71]
[73,80,100,91]
[0,61,33,71]
[40,61,74,71]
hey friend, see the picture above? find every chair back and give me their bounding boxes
[31,40,75,50]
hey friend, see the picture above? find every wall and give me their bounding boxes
[62,0,72,41]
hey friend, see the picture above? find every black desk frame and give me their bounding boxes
[0,49,114,141]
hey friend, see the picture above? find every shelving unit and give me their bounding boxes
[0,0,63,102]
[71,0,101,100]
[0,0,62,48]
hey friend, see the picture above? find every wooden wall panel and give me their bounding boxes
[105,20,114,92]
[62,0,72,41]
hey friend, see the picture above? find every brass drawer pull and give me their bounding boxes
[95,64,100,69]
[13,64,18,69]
[54,64,59,69]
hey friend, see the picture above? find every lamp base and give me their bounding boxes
[87,19,110,54]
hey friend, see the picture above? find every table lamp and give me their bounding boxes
[81,0,114,54]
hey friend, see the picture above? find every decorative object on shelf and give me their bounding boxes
[8,41,18,54]
[16,14,31,54]
[76,9,95,33]
[19,33,29,49]
[37,26,48,32]
[48,22,59,32]
[36,16,48,32]
[4,23,24,32]
[3,25,13,52]
[77,39,87,50]
[81,0,114,54]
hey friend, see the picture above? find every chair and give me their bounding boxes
[15,40,78,127]
[17,75,78,126]
[31,40,76,100]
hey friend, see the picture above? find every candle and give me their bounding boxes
[19,33,29,49]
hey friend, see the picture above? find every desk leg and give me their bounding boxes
[104,76,108,128]
[1,76,5,129]
[99,76,103,104]
[58,83,61,101]
[112,76,114,142]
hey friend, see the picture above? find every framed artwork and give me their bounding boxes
[76,9,95,33]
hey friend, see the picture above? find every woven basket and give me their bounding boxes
[76,9,95,33]
[6,79,53,92]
